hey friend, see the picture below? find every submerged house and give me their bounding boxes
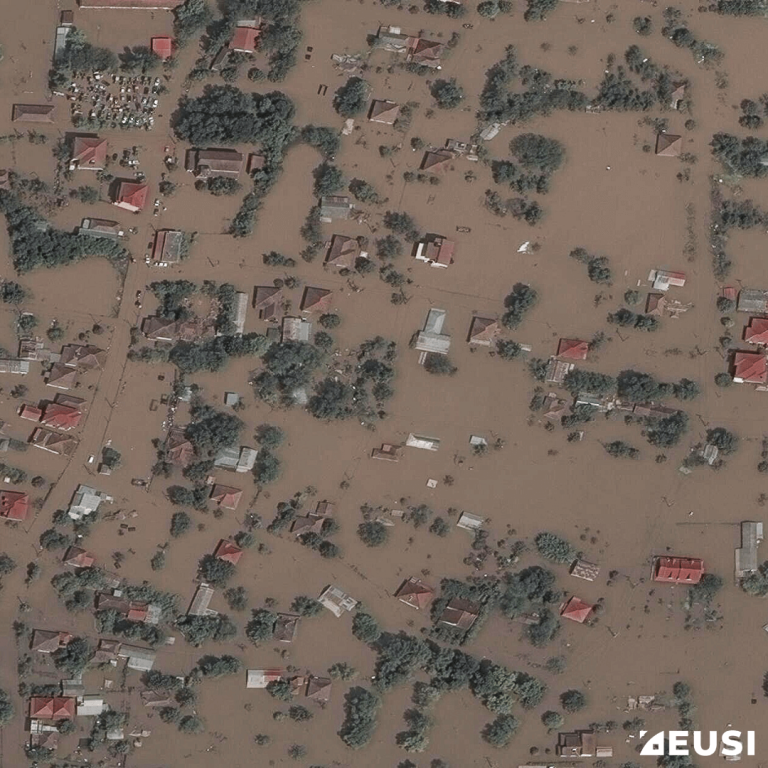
[653,556,704,584]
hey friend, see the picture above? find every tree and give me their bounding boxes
[715,372,733,387]
[53,637,92,676]
[313,162,344,196]
[203,176,240,196]
[288,705,313,722]
[477,0,500,18]
[534,532,575,564]
[224,585,248,611]
[329,662,357,681]
[170,511,192,538]
[101,446,122,470]
[429,517,450,537]
[173,0,212,46]
[674,378,700,401]
[424,354,457,376]
[0,281,26,304]
[376,235,403,259]
[717,295,736,313]
[525,0,558,19]
[483,713,518,747]
[254,448,281,484]
[39,529,71,551]
[77,185,99,204]
[545,656,567,674]
[319,313,341,329]
[603,441,639,459]
[308,378,355,420]
[358,521,389,547]
[510,134,565,173]
[178,714,204,733]
[352,612,381,644]
[291,596,323,617]
[560,689,586,712]
[542,710,564,730]
[431,78,464,109]
[300,124,340,158]
[687,573,724,606]
[349,179,382,204]
[502,284,537,328]
[339,687,381,749]
[633,16,653,35]
[197,654,242,677]
[706,426,739,454]
[333,77,368,117]
[199,554,236,587]
[267,678,293,701]
[0,690,13,727]
[120,46,161,74]
[646,411,688,448]
[246,608,277,643]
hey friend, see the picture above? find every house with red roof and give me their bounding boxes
[70,136,107,171]
[166,426,194,467]
[151,36,173,59]
[42,403,82,431]
[214,539,243,564]
[415,235,454,268]
[229,26,260,52]
[467,316,499,346]
[559,596,594,623]
[210,484,242,510]
[63,546,95,568]
[557,338,589,361]
[113,181,149,213]
[19,404,43,422]
[395,577,434,610]
[653,556,704,584]
[301,287,333,314]
[0,491,29,521]
[732,351,768,384]
[29,697,76,719]
[744,318,768,346]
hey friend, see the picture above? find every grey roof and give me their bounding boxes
[319,196,352,220]
[213,446,240,470]
[423,308,446,334]
[736,521,764,577]
[414,332,451,354]
[738,289,768,313]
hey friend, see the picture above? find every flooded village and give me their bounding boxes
[0,0,766,767]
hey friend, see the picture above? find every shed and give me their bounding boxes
[456,512,484,531]
[570,559,599,581]
[405,434,440,451]
[246,669,284,689]
[318,585,358,617]
[735,521,764,578]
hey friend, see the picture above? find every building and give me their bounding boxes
[735,521,764,579]
[60,344,106,370]
[188,583,216,616]
[30,428,78,457]
[368,99,400,124]
[117,644,157,672]
[560,596,594,623]
[655,133,682,157]
[0,491,29,521]
[29,698,76,719]
[415,235,454,268]
[113,181,148,212]
[151,230,186,266]
[41,402,82,431]
[325,235,361,269]
[63,546,95,568]
[395,577,434,610]
[78,0,186,8]
[306,676,332,704]
[318,585,358,617]
[319,195,353,222]
[375,25,411,52]
[151,36,173,59]
[214,445,257,473]
[186,148,244,179]
[570,559,600,581]
[653,556,704,584]
[415,308,451,355]
[456,512,484,531]
[557,730,613,758]
[467,316,499,346]
[253,286,283,322]
[301,286,333,313]
[371,443,402,461]
[545,358,573,385]
[732,351,768,384]
[246,669,284,688]
[671,83,686,109]
[214,540,243,565]
[648,269,686,292]
[557,338,589,361]
[406,433,440,451]
[738,288,768,314]
[46,363,78,390]
[210,485,242,510]
[408,37,444,68]
[420,150,454,173]
[248,153,266,173]
[166,426,194,467]
[0,358,30,374]
[77,696,106,716]
[68,484,111,520]
[229,26,261,52]
[79,218,123,239]
[31,630,73,654]
[12,104,55,124]
[438,598,479,630]
[744,317,768,346]
[70,136,107,171]
[281,317,312,343]
[274,613,299,643]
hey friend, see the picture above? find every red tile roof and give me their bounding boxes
[654,556,704,584]
[42,403,82,431]
[0,491,29,521]
[210,484,242,510]
[229,26,260,52]
[560,595,593,623]
[71,136,107,168]
[214,539,243,564]
[29,697,76,719]
[127,603,149,622]
[19,404,43,422]
[151,36,173,59]
[395,577,434,610]
[114,181,148,211]
[557,338,589,361]
[744,318,768,346]
[733,351,768,384]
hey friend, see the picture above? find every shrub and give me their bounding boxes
[560,689,586,712]
[424,354,457,376]
[633,16,652,35]
[358,521,389,547]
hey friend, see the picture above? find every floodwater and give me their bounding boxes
[0,0,767,766]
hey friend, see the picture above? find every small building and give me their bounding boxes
[253,286,283,322]
[79,218,123,239]
[274,613,299,643]
[248,153,266,173]
[395,577,434,610]
[118,644,157,672]
[456,512,484,531]
[30,630,73,654]
[214,445,257,473]
[30,428,78,457]
[545,358,573,385]
[375,25,411,52]
[63,546,95,568]
[732,351,768,384]
[306,676,332,704]
[29,697,76,720]
[61,10,74,24]
[151,230,186,266]
[368,99,400,125]
[318,585,358,617]
[735,521,764,579]
[648,269,686,292]
[438,597,479,630]
[415,308,451,355]
[405,433,440,451]
[557,338,589,361]
[70,136,107,171]
[281,317,312,343]
[372,443,402,461]
[166,426,194,467]
[46,363,78,390]
[655,133,682,157]
[557,730,613,758]
[744,317,768,346]
[187,148,244,179]
[151,36,173,59]
[737,288,768,314]
[319,195,353,222]
[188,582,215,616]
[415,235,454,268]
[77,696,106,717]
[570,559,599,581]
[671,83,686,109]
[214,539,243,565]
[408,37,444,68]
[232,291,248,334]
[229,26,260,52]
[325,235,361,270]
[301,286,333,314]
[0,490,29,521]
[12,104,55,124]
[60,344,106,370]
[0,358,30,374]
[420,150,454,173]
[467,317,499,346]
[112,181,148,213]
[209,484,242,510]
[246,669,284,689]
[560,596,594,623]
[68,484,111,520]
[646,293,666,316]
[653,556,704,584]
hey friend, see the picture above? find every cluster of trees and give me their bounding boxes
[430,78,465,109]
[334,77,369,117]
[501,284,538,329]
[524,0,558,21]
[383,211,420,242]
[492,134,565,195]
[686,573,724,608]
[501,565,563,647]
[173,0,213,47]
[425,0,467,15]
[711,133,768,178]
[0,280,26,304]
[340,687,381,749]
[603,440,640,459]
[661,7,723,65]
[617,370,700,403]
[176,613,237,646]
[644,410,689,448]
[563,369,615,396]
[741,561,768,596]
[51,567,105,611]
[49,28,118,89]
[534,532,576,564]
[197,176,240,196]
[349,178,383,204]
[96,608,165,646]
[168,333,270,374]
[706,426,739,454]
[187,404,243,461]
[714,0,768,14]
[0,191,127,273]
[119,46,161,74]
[607,307,659,332]
[197,654,242,678]
[484,190,543,225]
[738,96,768,129]
[570,247,612,285]
[0,689,13,727]
[477,0,513,18]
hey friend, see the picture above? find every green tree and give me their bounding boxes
[358,521,389,547]
[431,78,464,109]
[333,77,368,117]
[352,612,381,644]
[560,689,586,712]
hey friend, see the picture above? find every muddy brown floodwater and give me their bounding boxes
[0,0,767,766]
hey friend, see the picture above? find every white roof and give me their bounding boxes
[406,434,440,451]
[318,585,358,617]
[423,308,446,334]
[457,512,484,530]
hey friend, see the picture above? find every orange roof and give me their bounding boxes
[395,577,434,610]
[127,603,149,622]
[733,351,768,384]
[151,36,173,59]
[19,404,43,422]
[115,181,148,211]
[210,484,242,510]
[214,539,243,564]
[42,403,82,431]
[560,595,594,623]
[654,556,704,584]
[745,318,768,346]
[29,697,75,719]
[229,26,260,52]
[71,136,107,168]
[0,491,29,521]
[557,338,589,361]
